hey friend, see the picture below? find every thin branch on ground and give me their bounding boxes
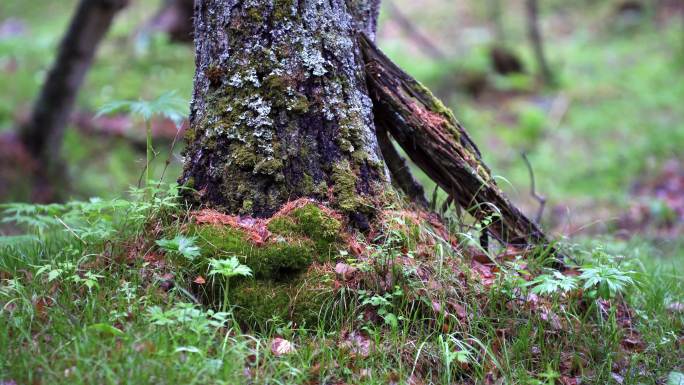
[522,151,547,224]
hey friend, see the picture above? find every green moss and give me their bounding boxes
[408,78,457,122]
[331,161,361,212]
[336,105,365,155]
[190,204,343,279]
[273,0,296,22]
[230,280,292,326]
[301,173,315,194]
[246,7,264,23]
[253,158,283,175]
[242,199,253,211]
[188,211,340,328]
[290,94,310,113]
[191,225,315,279]
[351,149,368,163]
[268,203,343,258]
[231,145,258,169]
[315,180,328,196]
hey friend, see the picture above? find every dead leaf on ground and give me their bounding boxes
[339,330,372,358]
[559,376,579,385]
[270,337,296,356]
[334,263,358,281]
[193,276,206,284]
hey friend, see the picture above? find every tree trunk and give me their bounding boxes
[142,0,194,43]
[19,0,127,201]
[180,0,386,224]
[181,0,555,254]
[525,0,554,86]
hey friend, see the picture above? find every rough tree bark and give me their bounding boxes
[180,0,386,226]
[19,0,127,201]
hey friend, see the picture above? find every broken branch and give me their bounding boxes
[360,34,551,249]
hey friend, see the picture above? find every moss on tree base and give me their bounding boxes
[185,202,346,328]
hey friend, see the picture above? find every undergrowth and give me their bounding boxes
[0,186,681,384]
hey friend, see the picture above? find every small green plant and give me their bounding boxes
[148,302,230,335]
[156,235,200,261]
[526,271,578,296]
[34,259,103,291]
[579,265,634,300]
[535,363,561,385]
[96,91,187,189]
[358,286,403,329]
[1,183,181,244]
[208,256,253,313]
[438,334,473,384]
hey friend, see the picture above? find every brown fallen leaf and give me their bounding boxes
[270,337,296,356]
[193,276,206,284]
[334,263,358,281]
[340,330,372,358]
[559,376,579,385]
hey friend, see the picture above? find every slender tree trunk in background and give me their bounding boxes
[487,0,505,43]
[486,0,525,76]
[525,0,554,86]
[19,0,127,201]
[143,0,194,43]
[386,2,446,60]
[180,0,386,226]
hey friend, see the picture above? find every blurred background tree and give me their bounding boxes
[19,0,128,202]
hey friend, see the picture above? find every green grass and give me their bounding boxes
[0,192,682,384]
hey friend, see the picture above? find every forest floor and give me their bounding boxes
[0,1,683,384]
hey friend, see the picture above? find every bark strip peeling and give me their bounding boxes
[360,34,549,248]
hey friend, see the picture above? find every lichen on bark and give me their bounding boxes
[180,0,387,218]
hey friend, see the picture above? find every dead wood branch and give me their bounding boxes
[360,34,550,249]
[376,123,428,208]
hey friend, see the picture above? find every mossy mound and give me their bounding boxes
[267,203,343,258]
[182,202,474,330]
[186,203,345,327]
[191,224,317,279]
